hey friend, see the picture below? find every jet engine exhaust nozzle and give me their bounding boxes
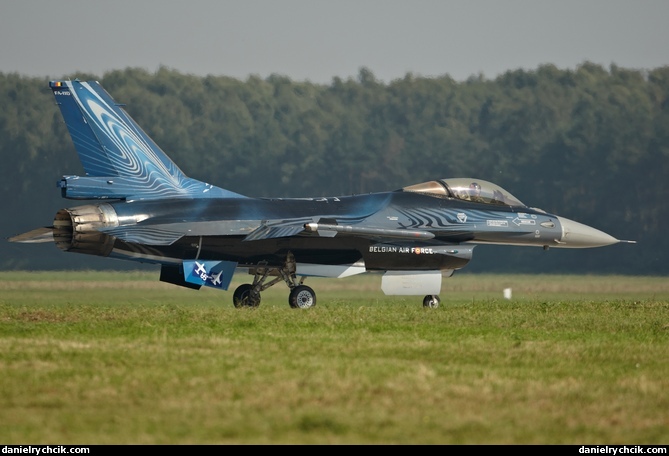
[53,203,118,256]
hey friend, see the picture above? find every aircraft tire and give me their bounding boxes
[422,295,440,308]
[289,285,317,309]
[233,283,260,308]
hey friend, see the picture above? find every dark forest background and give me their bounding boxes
[1,63,667,275]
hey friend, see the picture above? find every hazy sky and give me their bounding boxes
[2,0,667,84]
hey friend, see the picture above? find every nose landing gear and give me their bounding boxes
[422,295,440,308]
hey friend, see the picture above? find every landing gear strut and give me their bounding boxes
[232,252,317,309]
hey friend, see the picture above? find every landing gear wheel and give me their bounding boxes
[289,285,317,309]
[423,295,440,308]
[233,283,260,308]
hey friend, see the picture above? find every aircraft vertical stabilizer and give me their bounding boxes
[50,80,243,200]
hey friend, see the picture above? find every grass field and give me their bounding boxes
[0,271,668,444]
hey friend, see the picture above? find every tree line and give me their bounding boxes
[1,63,667,274]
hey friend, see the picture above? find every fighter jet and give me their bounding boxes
[9,80,634,309]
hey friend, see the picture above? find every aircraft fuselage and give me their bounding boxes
[56,190,563,270]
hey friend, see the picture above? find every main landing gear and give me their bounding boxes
[231,252,440,310]
[232,252,317,309]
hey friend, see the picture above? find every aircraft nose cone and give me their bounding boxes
[556,216,619,248]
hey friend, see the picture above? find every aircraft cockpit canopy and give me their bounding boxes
[401,178,525,207]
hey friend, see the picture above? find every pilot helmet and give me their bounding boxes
[469,182,481,194]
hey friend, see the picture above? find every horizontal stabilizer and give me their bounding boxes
[8,227,55,243]
[98,226,184,245]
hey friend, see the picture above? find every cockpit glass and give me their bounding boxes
[401,178,525,207]
[401,180,449,197]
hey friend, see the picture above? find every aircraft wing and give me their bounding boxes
[244,220,437,242]
[10,218,437,247]
[243,220,310,241]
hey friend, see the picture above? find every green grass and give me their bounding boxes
[0,271,668,444]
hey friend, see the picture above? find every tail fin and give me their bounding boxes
[50,80,242,200]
